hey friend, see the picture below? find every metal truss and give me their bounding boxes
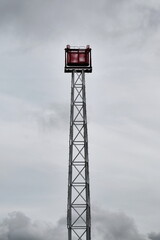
[67,70,91,240]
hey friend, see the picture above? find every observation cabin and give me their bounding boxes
[65,45,92,73]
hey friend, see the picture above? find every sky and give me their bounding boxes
[0,0,160,239]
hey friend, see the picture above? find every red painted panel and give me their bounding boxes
[79,52,86,63]
[67,50,89,66]
[69,52,79,64]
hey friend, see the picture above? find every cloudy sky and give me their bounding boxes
[0,0,160,239]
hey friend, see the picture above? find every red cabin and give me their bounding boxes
[65,45,92,73]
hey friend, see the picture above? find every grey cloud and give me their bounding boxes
[0,210,147,240]
[148,233,160,240]
[1,0,160,44]
[0,0,71,41]
[92,208,146,240]
[97,1,160,44]
[32,103,69,131]
[0,212,67,240]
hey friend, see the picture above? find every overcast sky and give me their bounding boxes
[0,0,160,239]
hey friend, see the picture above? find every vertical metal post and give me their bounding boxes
[67,70,91,240]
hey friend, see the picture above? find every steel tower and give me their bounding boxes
[65,45,92,240]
